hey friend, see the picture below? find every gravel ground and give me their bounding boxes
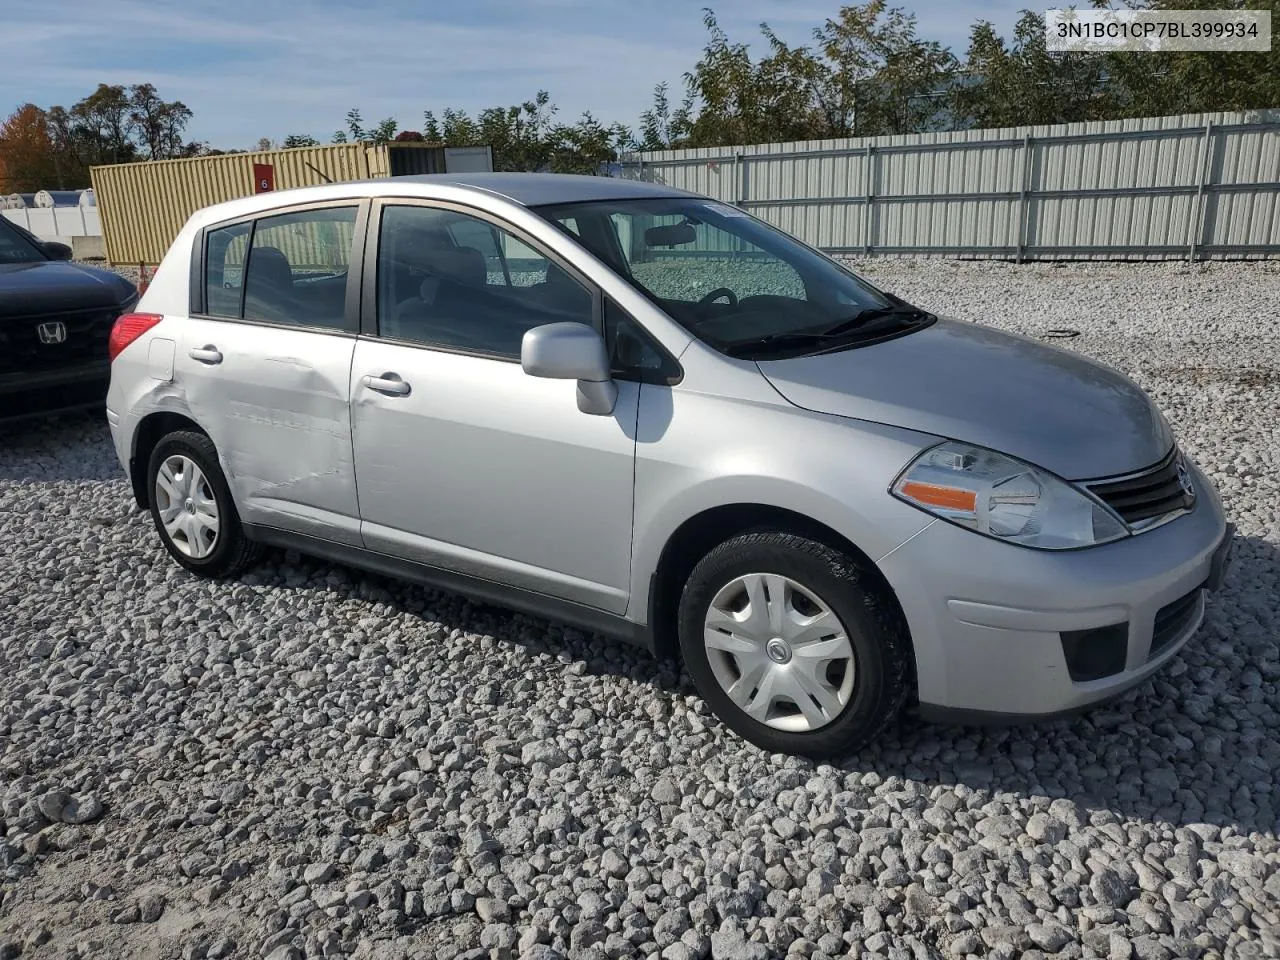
[2,259,1279,960]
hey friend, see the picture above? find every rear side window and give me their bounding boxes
[202,205,357,330]
[204,222,249,317]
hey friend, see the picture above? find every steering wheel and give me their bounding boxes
[699,287,738,308]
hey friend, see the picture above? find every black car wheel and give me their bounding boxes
[678,530,911,758]
[147,430,261,578]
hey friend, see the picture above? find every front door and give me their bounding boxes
[178,203,363,544]
[349,202,638,613]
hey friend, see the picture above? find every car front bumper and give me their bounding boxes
[0,363,110,423]
[877,461,1231,722]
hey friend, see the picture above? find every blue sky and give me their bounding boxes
[5,0,1030,150]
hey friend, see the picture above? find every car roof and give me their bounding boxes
[187,173,698,231]
[392,172,696,206]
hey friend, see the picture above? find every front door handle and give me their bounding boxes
[362,372,411,396]
[188,345,223,365]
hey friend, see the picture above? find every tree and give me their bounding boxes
[639,82,694,150]
[801,0,956,136]
[394,130,426,142]
[424,91,559,170]
[681,9,817,147]
[332,108,398,144]
[0,104,57,191]
[678,4,957,147]
[1097,0,1280,118]
[951,12,1107,128]
[283,134,320,148]
[69,84,138,165]
[549,113,636,174]
[17,82,198,186]
[128,84,193,160]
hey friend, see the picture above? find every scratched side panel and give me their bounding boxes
[177,317,361,545]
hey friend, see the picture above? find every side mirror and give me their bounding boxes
[521,322,617,416]
[42,241,73,261]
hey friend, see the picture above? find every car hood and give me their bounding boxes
[757,316,1173,481]
[0,261,136,316]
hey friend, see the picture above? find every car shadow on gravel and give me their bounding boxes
[0,410,123,483]
[256,531,1278,839]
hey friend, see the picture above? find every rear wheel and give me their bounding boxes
[677,530,911,758]
[147,430,261,578]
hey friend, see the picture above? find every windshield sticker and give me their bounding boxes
[705,202,748,218]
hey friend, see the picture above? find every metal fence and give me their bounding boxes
[619,110,1280,260]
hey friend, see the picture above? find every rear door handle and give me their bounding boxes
[188,345,223,365]
[362,373,411,396]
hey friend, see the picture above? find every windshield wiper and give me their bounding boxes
[816,305,930,338]
[722,305,931,357]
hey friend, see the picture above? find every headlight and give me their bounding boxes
[891,441,1128,550]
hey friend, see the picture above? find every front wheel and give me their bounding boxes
[677,530,911,758]
[146,430,261,579]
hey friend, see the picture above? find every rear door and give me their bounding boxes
[177,201,367,545]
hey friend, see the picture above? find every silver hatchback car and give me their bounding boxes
[106,173,1232,757]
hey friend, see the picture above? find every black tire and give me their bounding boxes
[146,430,262,579]
[677,530,911,758]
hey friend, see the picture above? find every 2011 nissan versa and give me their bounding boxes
[105,173,1233,757]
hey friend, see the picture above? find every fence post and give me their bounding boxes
[1016,133,1033,263]
[1188,121,1214,262]
[863,146,876,256]
[735,152,745,206]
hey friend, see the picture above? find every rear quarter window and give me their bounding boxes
[204,222,250,317]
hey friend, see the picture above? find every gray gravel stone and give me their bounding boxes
[1091,868,1135,909]
[2,261,1279,958]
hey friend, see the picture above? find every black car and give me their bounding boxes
[0,216,138,422]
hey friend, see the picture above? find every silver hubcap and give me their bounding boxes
[155,455,219,559]
[704,573,855,733]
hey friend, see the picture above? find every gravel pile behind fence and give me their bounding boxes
[1,260,1278,960]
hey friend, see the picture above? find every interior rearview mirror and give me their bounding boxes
[521,322,618,416]
[644,222,696,247]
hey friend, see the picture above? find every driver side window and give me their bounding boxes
[376,205,595,358]
[611,211,806,303]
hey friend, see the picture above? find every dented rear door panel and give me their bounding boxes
[177,317,361,544]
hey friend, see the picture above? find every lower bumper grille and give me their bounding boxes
[1150,584,1204,659]
[1060,622,1128,682]
[0,371,108,421]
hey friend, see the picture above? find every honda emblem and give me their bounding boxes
[37,321,67,345]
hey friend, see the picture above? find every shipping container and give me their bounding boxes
[90,142,494,265]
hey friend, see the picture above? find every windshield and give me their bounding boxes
[0,219,49,265]
[533,196,929,358]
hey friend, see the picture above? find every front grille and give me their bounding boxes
[1086,447,1193,528]
[1150,584,1204,659]
[0,307,120,376]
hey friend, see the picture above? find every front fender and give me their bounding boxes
[627,386,940,623]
